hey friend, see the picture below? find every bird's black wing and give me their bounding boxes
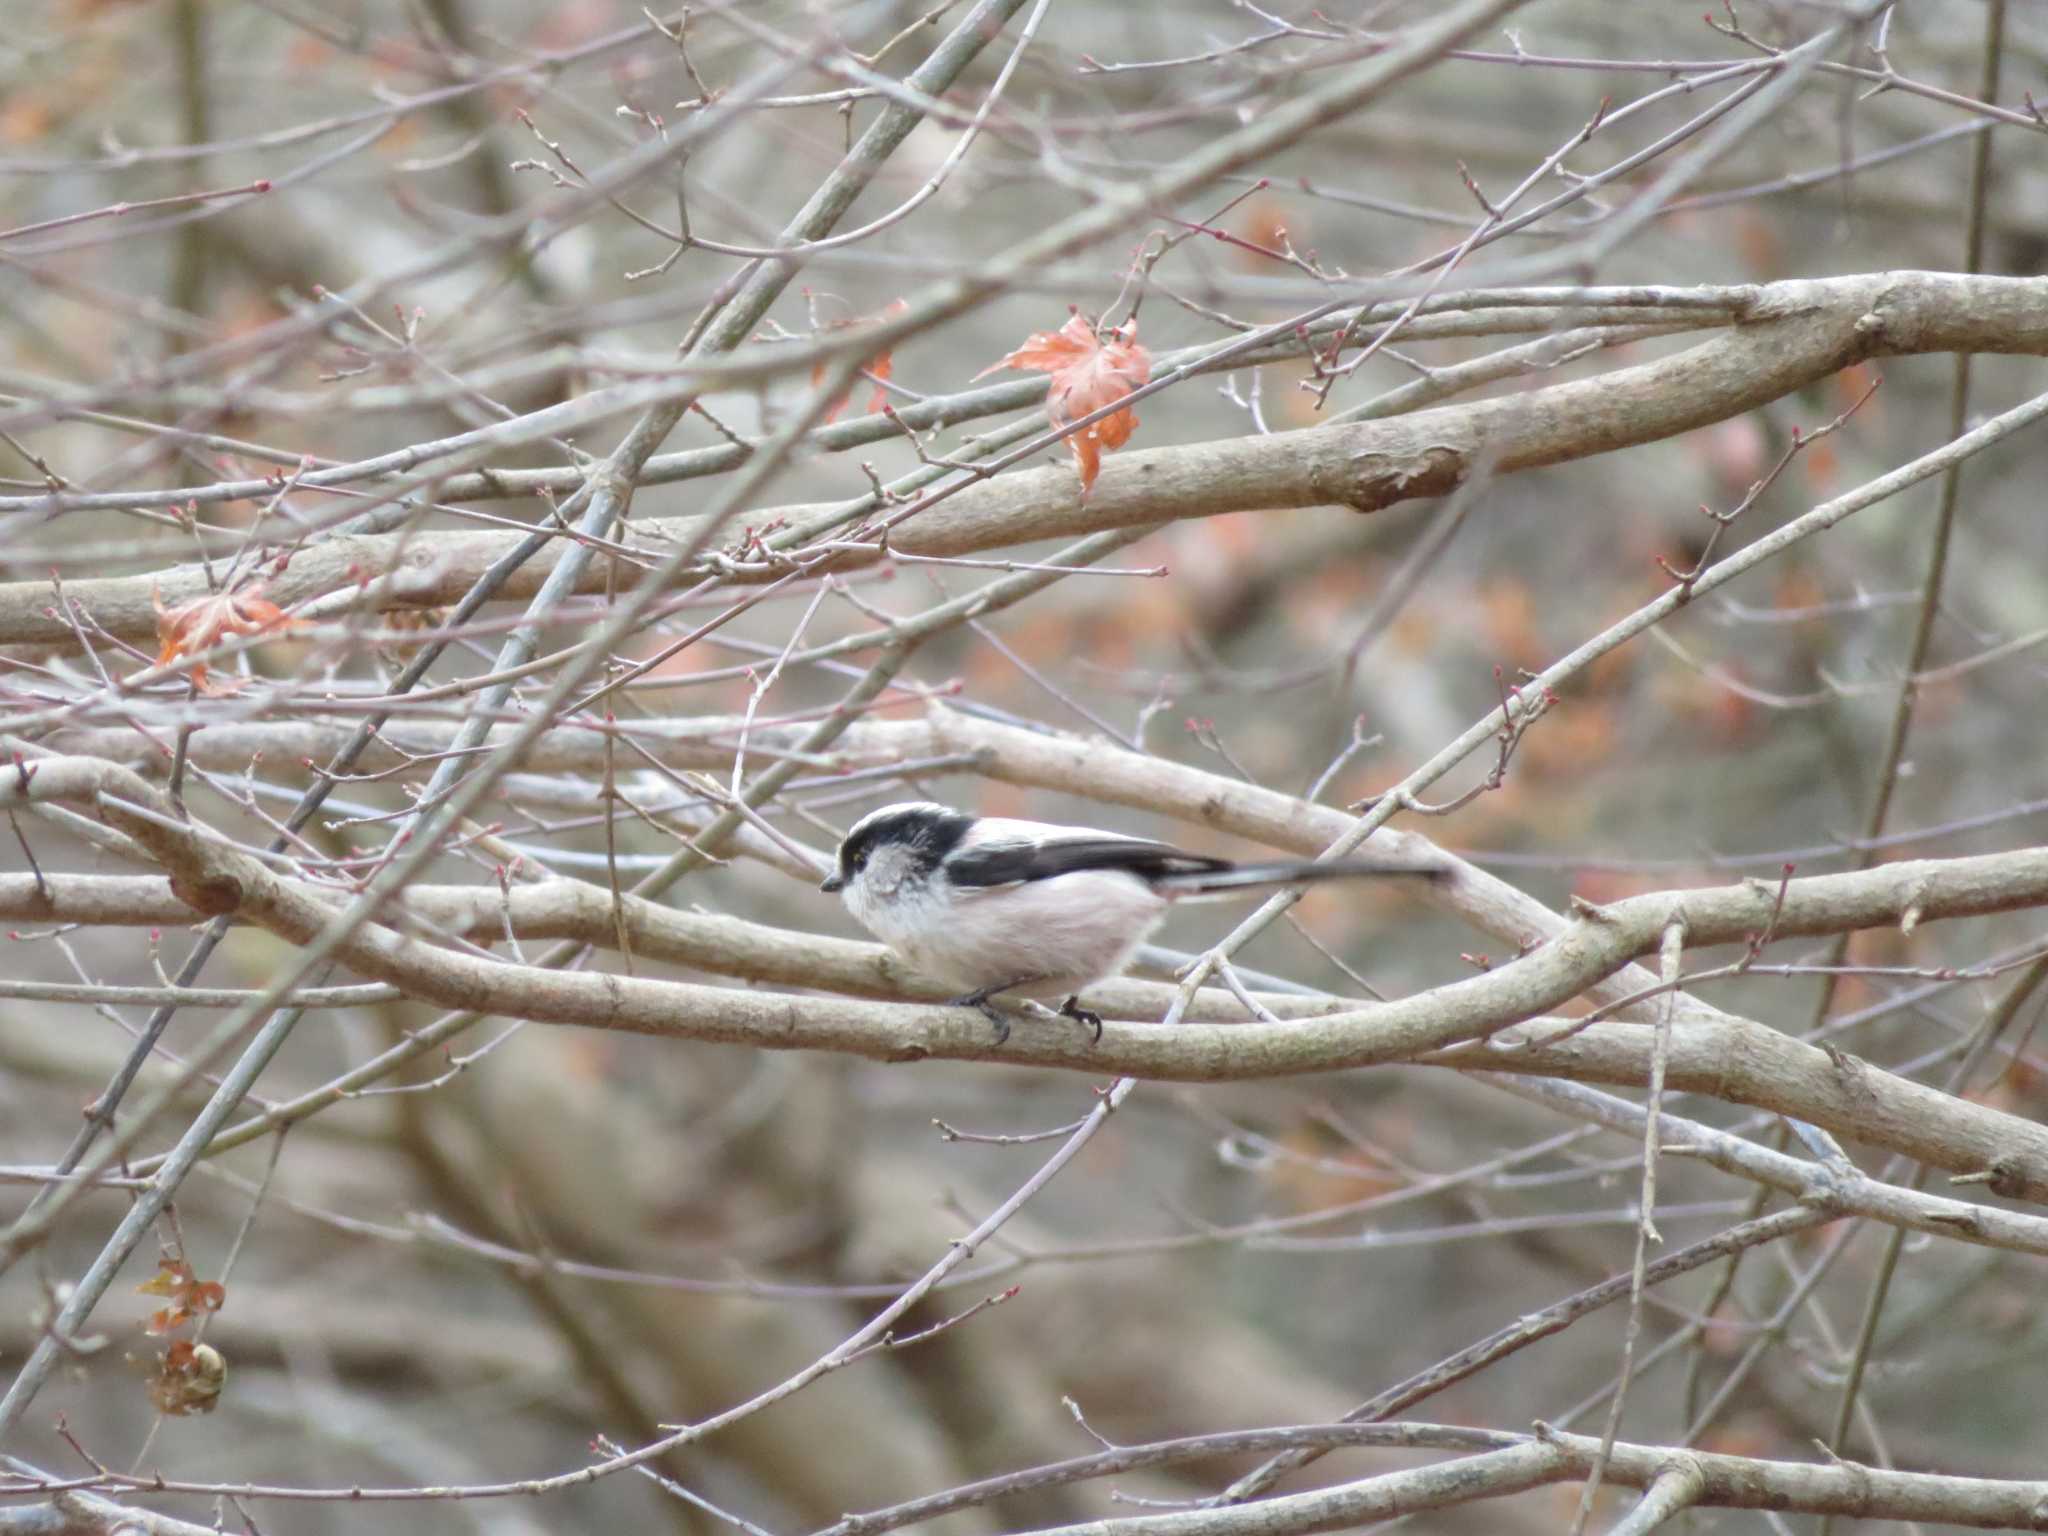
[944,836,1231,889]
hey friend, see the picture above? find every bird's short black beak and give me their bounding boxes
[819,874,844,894]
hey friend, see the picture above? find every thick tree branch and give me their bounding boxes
[1482,1077,2048,1263]
[30,707,1727,1017]
[10,754,2048,1198]
[1017,1425,2048,1535]
[0,1493,224,1536]
[9,271,2048,648]
[0,872,1327,1025]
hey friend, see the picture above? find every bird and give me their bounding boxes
[819,800,1443,1042]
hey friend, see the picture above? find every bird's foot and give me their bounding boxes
[947,984,1021,1045]
[1057,995,1104,1045]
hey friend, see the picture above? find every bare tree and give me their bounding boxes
[5,1,2048,1531]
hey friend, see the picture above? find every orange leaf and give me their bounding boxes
[813,297,907,423]
[146,1305,191,1336]
[977,313,1151,492]
[137,1256,225,1335]
[137,1258,193,1297]
[151,581,300,691]
[148,1339,226,1416]
[860,340,895,417]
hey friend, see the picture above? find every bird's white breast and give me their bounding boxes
[851,863,1169,997]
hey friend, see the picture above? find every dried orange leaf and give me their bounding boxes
[812,297,908,423]
[137,1256,225,1335]
[148,1340,226,1416]
[151,581,301,691]
[146,1305,190,1336]
[136,1258,193,1297]
[976,313,1151,492]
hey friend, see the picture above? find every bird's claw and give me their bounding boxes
[1058,995,1104,1045]
[948,987,1015,1044]
[947,984,1101,1048]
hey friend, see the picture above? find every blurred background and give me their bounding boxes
[4,1,2048,1530]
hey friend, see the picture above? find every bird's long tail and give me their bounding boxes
[1154,859,1446,900]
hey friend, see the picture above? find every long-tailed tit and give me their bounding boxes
[821,801,1443,1042]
